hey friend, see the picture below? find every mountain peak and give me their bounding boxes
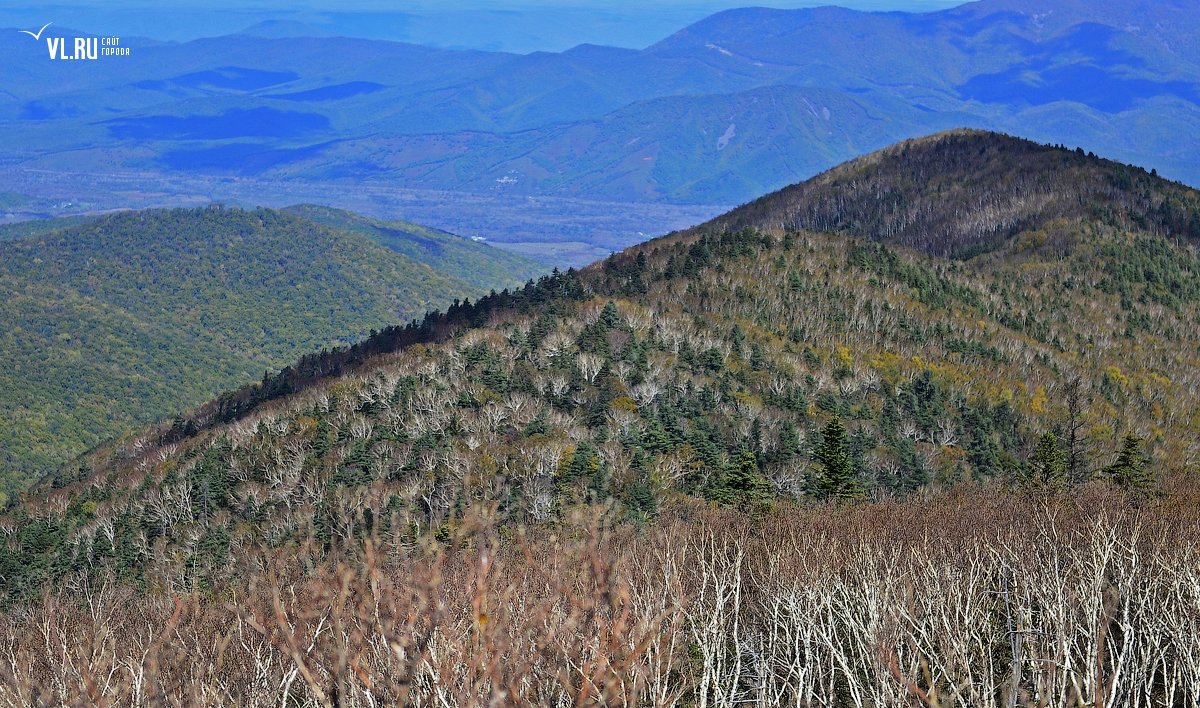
[692,129,1200,258]
[647,5,868,55]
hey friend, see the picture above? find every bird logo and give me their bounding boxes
[18,22,52,41]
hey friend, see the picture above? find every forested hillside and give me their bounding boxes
[704,129,1200,258]
[2,132,1199,703]
[280,204,538,283]
[0,206,540,501]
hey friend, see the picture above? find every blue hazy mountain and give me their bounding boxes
[0,2,966,51]
[1,0,1197,247]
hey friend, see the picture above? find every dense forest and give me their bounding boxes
[280,204,539,285]
[0,206,540,503]
[2,131,1199,704]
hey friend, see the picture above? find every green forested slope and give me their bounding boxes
[0,206,541,501]
[0,215,93,242]
[281,204,541,286]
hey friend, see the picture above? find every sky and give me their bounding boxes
[4,0,968,51]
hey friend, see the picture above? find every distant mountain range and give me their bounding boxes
[0,205,541,502]
[1,0,1197,259]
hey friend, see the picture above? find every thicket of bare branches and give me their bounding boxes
[4,480,1198,707]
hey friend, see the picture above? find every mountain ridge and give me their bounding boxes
[22,129,1198,500]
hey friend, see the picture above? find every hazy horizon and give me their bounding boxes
[4,0,968,52]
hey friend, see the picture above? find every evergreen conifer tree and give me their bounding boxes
[1104,434,1152,491]
[712,447,772,511]
[1024,432,1067,490]
[814,418,862,501]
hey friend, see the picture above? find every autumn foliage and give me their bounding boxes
[3,481,1199,706]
